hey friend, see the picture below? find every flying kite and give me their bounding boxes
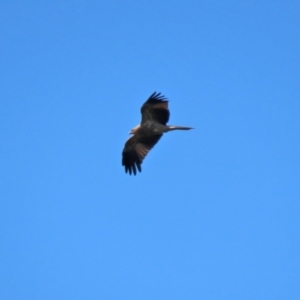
[122,92,193,175]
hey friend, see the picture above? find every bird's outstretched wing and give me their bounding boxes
[122,134,162,175]
[141,92,170,125]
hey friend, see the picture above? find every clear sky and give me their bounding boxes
[1,1,299,299]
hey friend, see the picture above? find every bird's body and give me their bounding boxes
[122,92,193,175]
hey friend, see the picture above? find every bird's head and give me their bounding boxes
[129,124,141,134]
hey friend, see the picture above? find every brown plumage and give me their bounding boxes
[122,92,193,175]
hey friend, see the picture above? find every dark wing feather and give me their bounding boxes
[141,92,170,125]
[122,134,162,175]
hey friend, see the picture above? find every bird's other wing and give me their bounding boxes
[141,92,170,125]
[122,134,162,175]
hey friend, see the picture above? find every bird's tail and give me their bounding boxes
[167,125,193,131]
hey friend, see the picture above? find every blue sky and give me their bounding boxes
[1,1,299,299]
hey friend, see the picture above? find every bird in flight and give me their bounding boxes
[122,92,193,175]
